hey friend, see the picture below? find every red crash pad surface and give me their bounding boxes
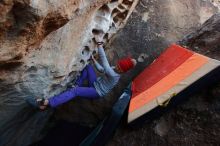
[128,44,218,123]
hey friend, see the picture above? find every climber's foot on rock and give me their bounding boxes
[36,98,49,110]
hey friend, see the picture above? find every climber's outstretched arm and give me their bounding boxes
[96,44,116,77]
[92,55,104,73]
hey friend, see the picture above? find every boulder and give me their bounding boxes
[0,0,139,145]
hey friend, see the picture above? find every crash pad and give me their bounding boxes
[128,44,220,123]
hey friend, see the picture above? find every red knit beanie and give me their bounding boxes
[117,57,135,72]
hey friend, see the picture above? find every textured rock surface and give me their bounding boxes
[1,0,220,146]
[0,0,139,145]
[180,13,220,59]
[106,1,220,145]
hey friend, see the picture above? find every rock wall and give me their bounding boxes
[1,0,220,145]
[0,0,139,145]
[180,13,220,59]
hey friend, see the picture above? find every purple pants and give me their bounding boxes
[49,64,100,107]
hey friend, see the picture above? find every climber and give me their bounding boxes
[36,37,137,110]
